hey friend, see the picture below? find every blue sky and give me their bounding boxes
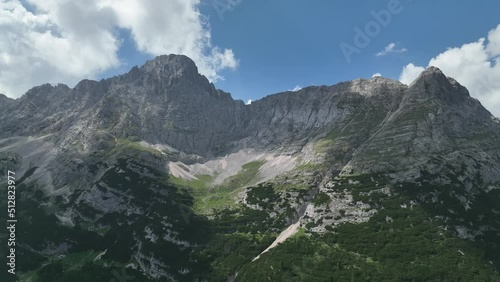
[209,0,500,104]
[1,0,500,115]
[109,0,500,104]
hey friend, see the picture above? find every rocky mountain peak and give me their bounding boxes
[422,65,444,74]
[0,94,14,114]
[140,54,199,79]
[0,54,497,159]
[410,66,448,86]
[404,66,470,104]
[347,76,406,97]
[118,53,215,97]
[0,93,13,103]
[74,79,100,90]
[19,83,70,106]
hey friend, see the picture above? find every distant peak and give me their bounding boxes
[153,54,195,63]
[140,54,200,80]
[423,66,444,75]
[344,76,406,97]
[405,66,473,103]
[368,75,402,84]
[0,93,14,102]
[143,54,197,70]
[409,66,448,87]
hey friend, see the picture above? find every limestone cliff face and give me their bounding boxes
[0,55,248,155]
[0,55,410,156]
[344,67,500,185]
[1,55,499,184]
[242,76,407,154]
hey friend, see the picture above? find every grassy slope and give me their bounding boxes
[170,160,266,214]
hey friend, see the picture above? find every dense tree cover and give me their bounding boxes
[2,159,212,282]
[234,174,500,281]
[311,192,331,206]
[236,196,500,281]
[3,158,499,281]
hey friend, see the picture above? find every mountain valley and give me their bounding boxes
[1,54,500,281]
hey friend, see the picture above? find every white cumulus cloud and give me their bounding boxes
[0,0,238,98]
[376,42,407,57]
[399,63,425,85]
[398,24,500,117]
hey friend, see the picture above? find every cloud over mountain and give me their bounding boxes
[399,24,500,117]
[0,0,237,98]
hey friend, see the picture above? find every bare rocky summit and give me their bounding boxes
[12,56,500,185]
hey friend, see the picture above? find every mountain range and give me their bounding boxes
[1,54,500,281]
